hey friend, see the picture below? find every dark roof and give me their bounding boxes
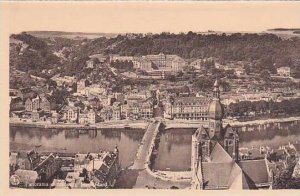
[239,159,270,185]
[34,153,56,171]
[272,149,285,157]
[293,143,300,152]
[99,164,110,174]
[210,143,233,163]
[242,171,258,189]
[202,161,235,189]
[10,97,23,104]
[173,97,209,105]
[93,170,106,183]
[248,148,265,159]
[20,88,32,93]
[285,147,297,156]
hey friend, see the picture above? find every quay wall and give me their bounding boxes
[9,120,148,130]
[145,122,192,182]
[163,116,300,130]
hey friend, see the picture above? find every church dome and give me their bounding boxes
[208,99,223,120]
[207,77,223,120]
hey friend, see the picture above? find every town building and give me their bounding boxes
[33,153,62,181]
[52,75,75,87]
[112,102,121,120]
[25,96,41,111]
[77,79,86,94]
[78,109,96,125]
[277,67,291,77]
[126,98,153,120]
[190,59,203,70]
[171,97,210,120]
[40,95,56,112]
[86,58,99,69]
[109,54,134,62]
[62,106,79,123]
[17,88,37,101]
[31,110,45,122]
[10,97,24,111]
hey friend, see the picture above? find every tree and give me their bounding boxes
[273,160,300,189]
[166,74,176,82]
[260,69,271,82]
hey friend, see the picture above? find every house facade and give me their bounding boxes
[63,106,79,123]
[171,97,210,120]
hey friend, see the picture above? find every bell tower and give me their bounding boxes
[207,78,223,139]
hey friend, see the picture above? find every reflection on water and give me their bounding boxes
[152,128,196,171]
[10,120,300,171]
[238,120,300,148]
[153,120,300,171]
[9,126,144,168]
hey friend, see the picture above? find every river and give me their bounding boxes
[9,120,300,171]
[152,120,300,171]
[9,126,144,168]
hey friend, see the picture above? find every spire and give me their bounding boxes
[213,77,220,100]
[213,77,219,87]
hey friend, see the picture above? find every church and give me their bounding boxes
[191,79,273,190]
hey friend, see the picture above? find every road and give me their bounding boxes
[130,121,160,170]
[118,120,191,189]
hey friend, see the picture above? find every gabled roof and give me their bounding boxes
[293,143,300,152]
[239,159,270,185]
[202,161,235,189]
[241,171,257,189]
[210,142,233,163]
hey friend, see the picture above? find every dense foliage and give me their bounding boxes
[106,32,300,72]
[226,98,300,118]
[273,160,300,189]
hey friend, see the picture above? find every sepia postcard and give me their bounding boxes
[1,1,300,196]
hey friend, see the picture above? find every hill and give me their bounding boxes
[26,31,119,39]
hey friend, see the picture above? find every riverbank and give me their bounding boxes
[163,116,300,129]
[227,116,300,127]
[9,119,148,130]
[10,115,300,130]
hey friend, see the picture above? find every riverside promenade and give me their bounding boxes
[9,119,148,129]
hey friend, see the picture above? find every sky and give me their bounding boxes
[2,1,300,34]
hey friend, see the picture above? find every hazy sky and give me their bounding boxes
[2,1,300,34]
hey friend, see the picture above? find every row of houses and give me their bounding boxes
[9,149,120,189]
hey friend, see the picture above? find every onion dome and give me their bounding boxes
[208,99,224,120]
[208,78,223,120]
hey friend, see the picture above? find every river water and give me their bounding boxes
[152,120,300,171]
[9,120,300,171]
[9,126,144,168]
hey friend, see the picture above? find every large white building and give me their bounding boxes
[277,67,291,77]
